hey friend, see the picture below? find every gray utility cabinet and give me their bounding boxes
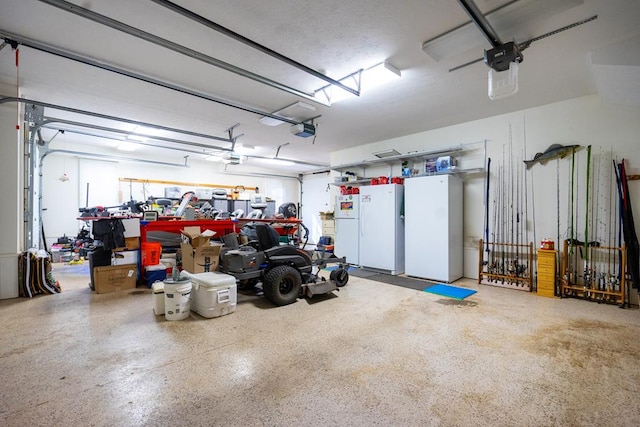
[230,200,276,216]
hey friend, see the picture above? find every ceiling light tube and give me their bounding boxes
[117,142,137,151]
[260,158,295,166]
[362,61,401,90]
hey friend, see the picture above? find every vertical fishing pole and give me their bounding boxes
[523,117,530,280]
[516,139,521,282]
[574,150,580,285]
[584,145,592,290]
[593,148,601,293]
[556,158,561,259]
[606,147,616,292]
[484,157,491,254]
[500,163,505,280]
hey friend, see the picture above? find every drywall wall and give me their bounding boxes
[40,153,301,244]
[331,94,640,279]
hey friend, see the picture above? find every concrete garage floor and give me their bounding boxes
[1,264,639,426]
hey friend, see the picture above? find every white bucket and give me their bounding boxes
[163,277,192,321]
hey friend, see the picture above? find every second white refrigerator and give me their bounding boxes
[358,184,404,275]
[404,174,463,282]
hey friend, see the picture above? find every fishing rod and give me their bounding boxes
[574,150,580,286]
[522,118,530,282]
[501,162,505,279]
[593,148,601,294]
[510,125,514,255]
[556,158,561,263]
[584,145,592,291]
[516,141,521,280]
[484,157,491,254]
[607,150,612,292]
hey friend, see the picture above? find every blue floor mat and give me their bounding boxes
[423,284,477,300]
[323,265,358,272]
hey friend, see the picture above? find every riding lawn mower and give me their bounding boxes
[219,223,349,306]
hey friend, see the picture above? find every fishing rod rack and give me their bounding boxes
[560,239,626,305]
[477,239,534,291]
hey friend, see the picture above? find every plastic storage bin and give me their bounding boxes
[181,271,237,318]
[145,263,167,286]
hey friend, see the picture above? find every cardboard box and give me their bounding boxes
[180,226,221,273]
[113,237,140,252]
[113,249,139,266]
[181,226,216,247]
[93,264,137,294]
[181,242,222,273]
[121,218,141,238]
[125,236,139,250]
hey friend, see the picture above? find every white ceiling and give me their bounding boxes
[1,0,639,172]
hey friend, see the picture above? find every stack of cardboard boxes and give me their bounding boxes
[93,218,140,294]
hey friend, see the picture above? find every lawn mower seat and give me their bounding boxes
[256,224,281,251]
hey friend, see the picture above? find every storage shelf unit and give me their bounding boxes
[478,239,534,291]
[560,239,626,305]
[331,143,486,185]
[331,146,463,181]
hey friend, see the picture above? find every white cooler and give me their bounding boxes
[181,271,237,318]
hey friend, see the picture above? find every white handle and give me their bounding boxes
[217,289,230,303]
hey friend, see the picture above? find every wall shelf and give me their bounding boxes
[330,146,463,173]
[330,141,488,184]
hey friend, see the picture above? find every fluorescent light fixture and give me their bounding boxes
[117,141,136,151]
[205,155,224,162]
[259,101,317,126]
[259,116,286,126]
[223,152,242,165]
[314,71,360,104]
[373,148,401,158]
[234,144,255,155]
[313,62,401,104]
[127,125,156,142]
[314,84,358,104]
[260,158,295,166]
[362,61,401,91]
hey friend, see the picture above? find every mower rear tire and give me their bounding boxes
[263,265,302,306]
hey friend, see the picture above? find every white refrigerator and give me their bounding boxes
[334,194,360,265]
[404,174,463,282]
[359,184,404,275]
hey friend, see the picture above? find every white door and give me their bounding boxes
[359,185,396,270]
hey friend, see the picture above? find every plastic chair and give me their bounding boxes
[230,209,245,219]
[246,209,263,219]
